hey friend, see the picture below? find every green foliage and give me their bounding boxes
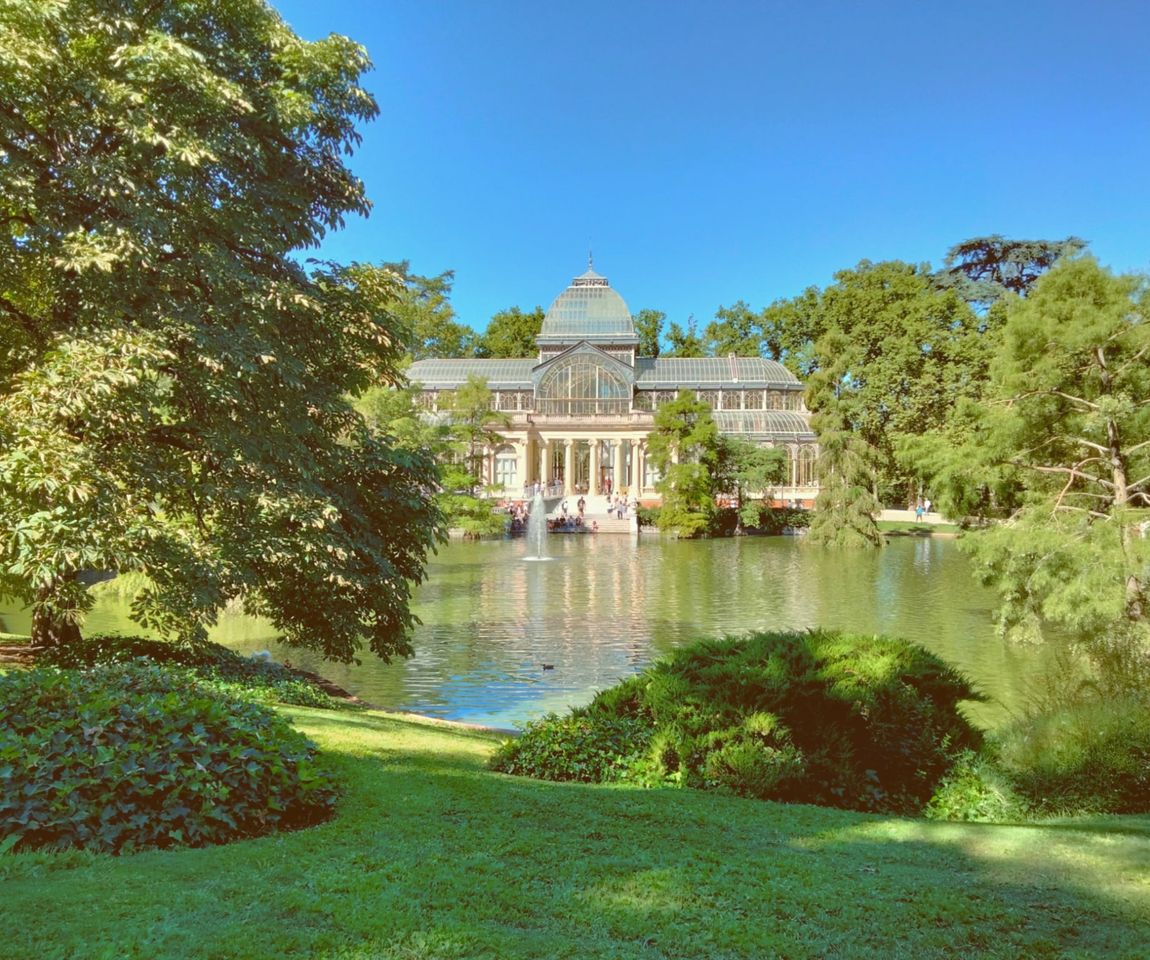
[805,261,988,503]
[934,234,1087,306]
[995,696,1150,815]
[0,664,337,853]
[477,306,545,358]
[632,308,665,358]
[37,633,344,709]
[492,629,983,813]
[754,507,812,534]
[382,262,478,360]
[647,391,722,537]
[664,316,706,357]
[488,711,652,783]
[439,376,511,496]
[715,437,787,531]
[931,259,1150,658]
[806,418,883,547]
[635,505,661,528]
[924,750,1028,823]
[703,300,762,356]
[0,0,442,659]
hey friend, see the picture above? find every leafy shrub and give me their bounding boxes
[39,634,344,709]
[925,750,1029,822]
[755,508,813,535]
[491,629,983,813]
[490,712,652,783]
[993,695,1150,815]
[0,664,337,853]
[635,506,661,529]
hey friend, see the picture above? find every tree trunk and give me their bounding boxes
[30,585,82,648]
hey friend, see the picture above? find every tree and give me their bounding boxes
[0,1,441,661]
[478,305,545,358]
[716,438,786,532]
[704,300,761,356]
[383,262,478,360]
[759,286,823,377]
[439,376,510,496]
[804,330,884,548]
[633,308,665,358]
[357,381,506,537]
[934,234,1087,307]
[646,392,721,537]
[930,259,1150,666]
[665,316,706,358]
[801,261,987,503]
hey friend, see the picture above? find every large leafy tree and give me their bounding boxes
[0,0,441,660]
[928,259,1150,665]
[801,261,986,503]
[646,392,721,537]
[703,300,761,356]
[477,305,544,358]
[383,262,477,360]
[759,286,822,377]
[633,308,665,359]
[665,316,706,358]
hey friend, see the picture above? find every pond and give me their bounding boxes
[2,535,1064,729]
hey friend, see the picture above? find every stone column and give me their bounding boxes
[614,441,625,494]
[515,440,528,496]
[633,440,645,494]
[589,441,600,496]
[563,439,574,496]
[540,440,552,491]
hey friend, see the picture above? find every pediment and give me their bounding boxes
[531,341,635,381]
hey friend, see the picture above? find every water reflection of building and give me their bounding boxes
[407,263,819,503]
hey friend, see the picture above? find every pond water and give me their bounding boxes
[2,535,1064,729]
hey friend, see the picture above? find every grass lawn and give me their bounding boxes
[876,521,961,535]
[4,707,1149,960]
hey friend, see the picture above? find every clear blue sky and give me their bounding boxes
[271,0,1150,333]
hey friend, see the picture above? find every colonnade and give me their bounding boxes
[495,434,651,497]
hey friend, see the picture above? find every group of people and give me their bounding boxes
[548,515,598,534]
[913,497,933,522]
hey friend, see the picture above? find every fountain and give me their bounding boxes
[524,490,550,561]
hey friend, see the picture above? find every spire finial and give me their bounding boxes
[588,247,593,270]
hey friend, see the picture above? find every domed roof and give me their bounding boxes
[538,264,637,343]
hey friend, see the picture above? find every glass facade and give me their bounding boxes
[537,357,630,416]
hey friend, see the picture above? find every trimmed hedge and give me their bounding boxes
[38,634,342,709]
[0,664,337,853]
[492,629,983,813]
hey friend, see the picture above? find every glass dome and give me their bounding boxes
[538,267,637,342]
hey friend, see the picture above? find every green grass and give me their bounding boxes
[876,520,961,535]
[4,707,1149,959]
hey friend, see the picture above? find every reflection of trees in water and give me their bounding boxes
[71,537,1052,728]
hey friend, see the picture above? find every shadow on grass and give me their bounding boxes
[4,713,1149,960]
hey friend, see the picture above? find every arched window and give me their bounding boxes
[537,358,630,416]
[797,445,817,486]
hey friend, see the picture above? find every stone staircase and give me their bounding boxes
[552,494,636,534]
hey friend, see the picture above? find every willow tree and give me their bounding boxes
[0,0,441,661]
